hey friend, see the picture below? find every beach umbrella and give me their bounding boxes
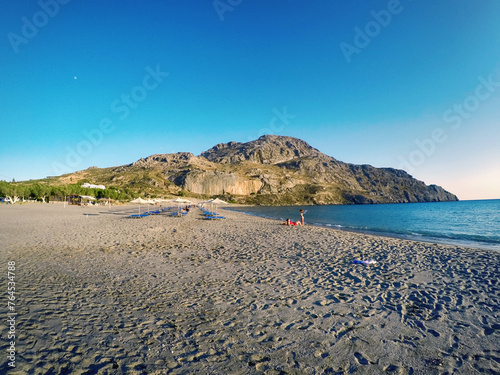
[171,198,192,204]
[199,200,214,213]
[130,197,148,215]
[153,198,168,203]
[171,198,192,214]
[144,199,157,213]
[207,198,227,214]
[208,198,227,205]
[199,200,211,209]
[130,197,148,204]
[152,198,168,210]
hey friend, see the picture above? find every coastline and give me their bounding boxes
[1,203,499,374]
[226,202,500,253]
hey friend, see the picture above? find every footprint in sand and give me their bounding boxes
[428,329,440,337]
[483,324,500,336]
[384,364,400,372]
[354,352,369,365]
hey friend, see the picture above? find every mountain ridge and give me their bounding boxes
[48,135,458,205]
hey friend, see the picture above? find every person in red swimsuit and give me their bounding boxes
[284,218,301,226]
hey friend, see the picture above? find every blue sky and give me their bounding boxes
[1,0,499,200]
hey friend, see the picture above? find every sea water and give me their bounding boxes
[226,200,500,252]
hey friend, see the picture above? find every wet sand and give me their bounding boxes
[0,203,499,374]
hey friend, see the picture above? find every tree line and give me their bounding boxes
[0,181,136,203]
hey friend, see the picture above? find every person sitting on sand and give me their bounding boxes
[299,209,305,225]
[284,218,301,226]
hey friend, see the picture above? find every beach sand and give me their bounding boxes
[0,203,499,374]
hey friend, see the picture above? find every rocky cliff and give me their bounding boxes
[67,135,458,205]
[197,135,458,204]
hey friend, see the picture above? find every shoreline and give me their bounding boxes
[1,203,499,374]
[224,204,500,254]
[26,201,500,253]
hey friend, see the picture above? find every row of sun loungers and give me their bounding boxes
[129,206,175,218]
[128,206,227,219]
[201,209,226,220]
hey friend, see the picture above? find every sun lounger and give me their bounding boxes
[129,213,149,218]
[205,215,226,220]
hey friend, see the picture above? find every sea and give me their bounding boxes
[226,199,500,252]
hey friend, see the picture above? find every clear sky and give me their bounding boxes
[1,0,499,200]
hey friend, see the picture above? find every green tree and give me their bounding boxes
[30,183,50,202]
[0,181,12,197]
[49,186,68,200]
[15,184,29,201]
[0,181,19,203]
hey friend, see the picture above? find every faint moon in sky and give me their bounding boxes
[74,76,77,79]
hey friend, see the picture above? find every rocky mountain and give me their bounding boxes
[201,136,326,164]
[60,135,458,205]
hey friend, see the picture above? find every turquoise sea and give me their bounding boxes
[227,200,500,252]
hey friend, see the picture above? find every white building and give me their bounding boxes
[81,183,106,189]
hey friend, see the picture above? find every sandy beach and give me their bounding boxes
[1,203,499,375]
